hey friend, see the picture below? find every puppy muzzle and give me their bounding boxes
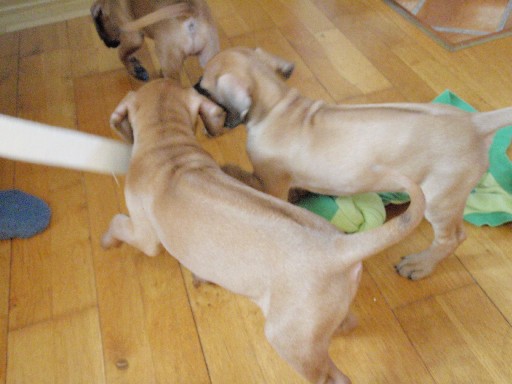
[194,78,245,129]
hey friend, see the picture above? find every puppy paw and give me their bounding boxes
[101,232,121,250]
[128,57,149,81]
[395,253,435,280]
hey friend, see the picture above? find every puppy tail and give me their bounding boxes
[472,106,512,138]
[122,3,193,32]
[339,167,425,266]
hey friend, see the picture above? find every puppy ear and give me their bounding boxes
[110,91,136,143]
[198,96,227,137]
[217,73,252,128]
[254,47,294,79]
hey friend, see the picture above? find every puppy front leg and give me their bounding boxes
[102,213,161,256]
[118,32,149,81]
[101,213,133,249]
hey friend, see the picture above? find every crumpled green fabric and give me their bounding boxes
[330,193,386,233]
[296,193,386,234]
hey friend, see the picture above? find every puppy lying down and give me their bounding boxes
[102,79,425,384]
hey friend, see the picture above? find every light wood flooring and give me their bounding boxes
[1,1,512,383]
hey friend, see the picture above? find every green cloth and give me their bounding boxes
[297,90,512,232]
[297,193,386,234]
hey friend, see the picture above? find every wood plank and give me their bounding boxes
[459,224,512,323]
[396,284,512,383]
[18,22,69,57]
[134,255,210,384]
[214,0,274,38]
[66,16,124,78]
[314,28,391,95]
[7,308,105,384]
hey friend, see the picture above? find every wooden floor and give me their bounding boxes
[1,0,512,383]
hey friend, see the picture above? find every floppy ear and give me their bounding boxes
[110,91,136,143]
[198,96,227,137]
[254,47,294,79]
[217,73,252,128]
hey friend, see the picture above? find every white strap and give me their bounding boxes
[0,114,131,175]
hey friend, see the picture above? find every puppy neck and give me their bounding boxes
[248,77,291,126]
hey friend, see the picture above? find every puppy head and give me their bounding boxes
[90,0,121,48]
[194,47,294,129]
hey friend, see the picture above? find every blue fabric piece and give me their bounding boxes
[0,190,51,239]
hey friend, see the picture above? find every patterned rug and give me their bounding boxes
[384,0,512,50]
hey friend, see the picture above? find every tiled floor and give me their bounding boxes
[386,0,512,50]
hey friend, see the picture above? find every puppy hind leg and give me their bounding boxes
[396,204,466,280]
[264,319,350,384]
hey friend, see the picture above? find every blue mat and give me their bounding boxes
[0,190,51,240]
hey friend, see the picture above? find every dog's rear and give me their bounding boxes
[90,0,219,81]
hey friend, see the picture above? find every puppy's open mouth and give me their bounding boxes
[194,79,245,129]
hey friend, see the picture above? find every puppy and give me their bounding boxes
[102,79,425,384]
[194,46,512,280]
[90,0,219,80]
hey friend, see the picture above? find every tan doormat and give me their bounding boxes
[384,0,512,50]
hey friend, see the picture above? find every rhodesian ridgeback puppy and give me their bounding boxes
[102,79,425,383]
[91,0,219,80]
[194,46,511,280]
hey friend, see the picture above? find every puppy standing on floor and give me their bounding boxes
[101,79,426,384]
[90,0,219,80]
[194,46,512,280]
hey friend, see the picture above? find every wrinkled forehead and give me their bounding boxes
[203,48,255,78]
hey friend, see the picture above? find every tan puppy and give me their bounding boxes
[102,79,425,384]
[194,46,512,280]
[90,0,219,80]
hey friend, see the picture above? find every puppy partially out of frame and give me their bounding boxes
[102,79,425,384]
[90,0,219,81]
[195,46,512,280]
